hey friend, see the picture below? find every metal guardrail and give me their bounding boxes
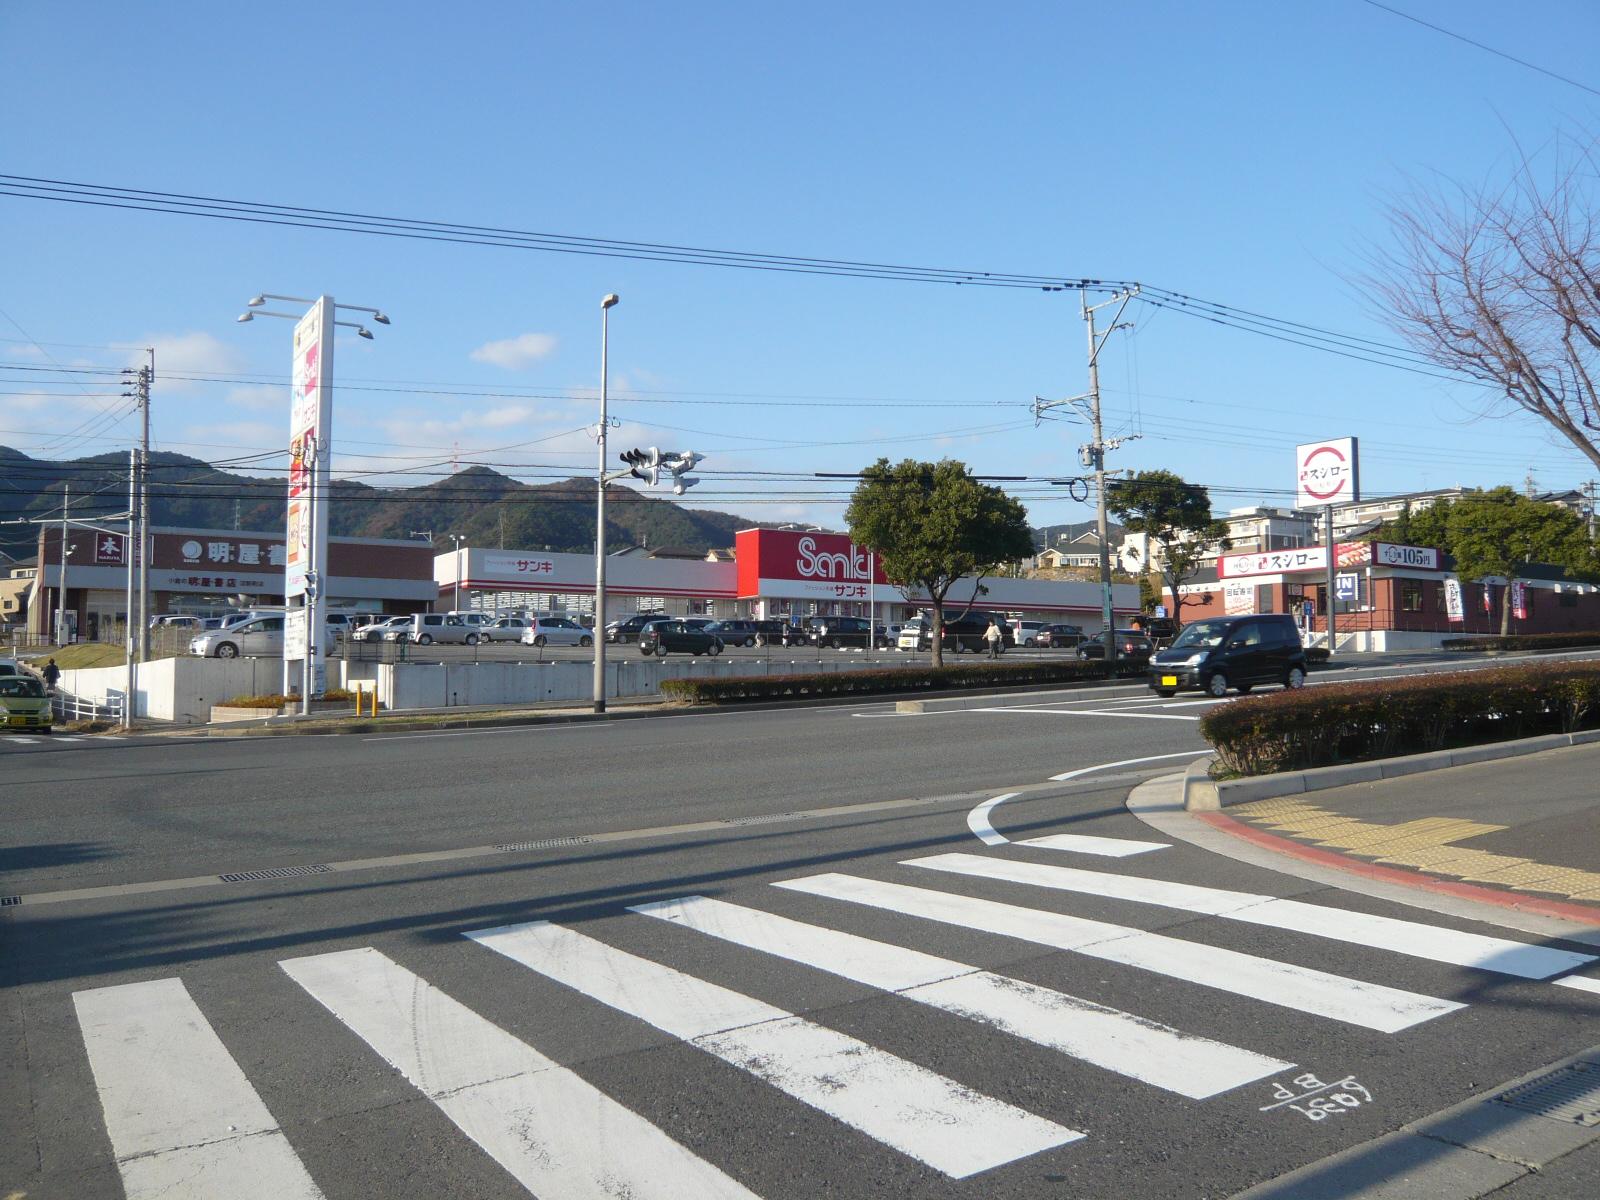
[50,689,124,724]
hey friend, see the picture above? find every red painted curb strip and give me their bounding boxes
[1195,811,1600,926]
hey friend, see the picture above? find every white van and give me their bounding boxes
[1011,620,1047,647]
[189,614,286,658]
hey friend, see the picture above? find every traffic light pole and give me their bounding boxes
[594,295,618,715]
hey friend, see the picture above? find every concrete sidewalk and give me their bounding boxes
[1211,743,1600,920]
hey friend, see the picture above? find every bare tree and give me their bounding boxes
[1370,132,1600,472]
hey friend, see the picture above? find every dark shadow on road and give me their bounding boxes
[0,841,113,873]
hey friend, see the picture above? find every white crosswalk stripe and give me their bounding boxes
[904,853,1597,980]
[465,918,1083,1177]
[281,947,759,1199]
[1012,833,1168,856]
[74,978,325,1200]
[632,895,1292,1098]
[775,873,1464,1032]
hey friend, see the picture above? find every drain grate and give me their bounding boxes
[497,837,594,852]
[1494,1062,1600,1126]
[218,864,332,883]
[721,812,803,827]
[1,895,19,907]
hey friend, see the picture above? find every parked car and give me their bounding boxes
[0,657,25,679]
[705,619,761,647]
[520,617,594,648]
[382,613,479,646]
[189,614,287,658]
[606,613,661,644]
[1010,620,1048,647]
[352,616,409,644]
[324,612,362,641]
[1132,616,1180,648]
[0,674,52,732]
[804,615,874,648]
[897,618,930,651]
[941,612,1017,654]
[1075,630,1155,661]
[149,614,203,632]
[639,620,724,656]
[1037,623,1085,649]
[448,611,496,637]
[878,623,903,648]
[680,617,716,631]
[1148,614,1307,697]
[751,618,805,646]
[482,616,531,643]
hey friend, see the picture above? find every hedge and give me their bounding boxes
[659,659,1146,704]
[1441,632,1600,652]
[219,688,357,708]
[1199,661,1600,776]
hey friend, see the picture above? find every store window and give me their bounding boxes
[1401,582,1423,612]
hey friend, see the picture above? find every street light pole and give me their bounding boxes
[594,293,619,715]
[449,533,464,610]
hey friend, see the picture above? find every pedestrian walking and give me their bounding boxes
[984,618,1003,659]
[41,658,61,690]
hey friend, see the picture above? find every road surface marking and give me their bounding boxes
[1554,975,1600,996]
[466,919,1081,1177]
[905,853,1596,980]
[73,978,325,1200]
[972,707,1202,721]
[967,792,1018,846]
[775,873,1463,1033]
[1048,750,1212,783]
[281,947,757,1199]
[1013,834,1169,856]
[633,895,1290,1098]
[5,736,38,744]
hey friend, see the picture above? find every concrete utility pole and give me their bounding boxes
[594,293,620,715]
[56,482,70,645]
[1034,286,1141,660]
[139,352,152,662]
[1583,480,1598,540]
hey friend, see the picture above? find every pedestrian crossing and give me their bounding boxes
[0,733,118,749]
[60,845,1600,1198]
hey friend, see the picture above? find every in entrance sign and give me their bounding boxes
[1295,438,1360,510]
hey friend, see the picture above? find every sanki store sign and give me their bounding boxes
[735,528,889,600]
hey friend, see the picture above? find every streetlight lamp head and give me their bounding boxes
[601,293,620,309]
[235,312,253,324]
[246,295,266,308]
[371,311,391,325]
[357,326,374,340]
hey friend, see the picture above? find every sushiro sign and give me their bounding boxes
[1296,437,1360,509]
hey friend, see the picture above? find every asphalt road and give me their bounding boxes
[5,656,1600,1198]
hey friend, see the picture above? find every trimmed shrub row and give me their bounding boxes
[1199,660,1600,776]
[1441,632,1600,652]
[219,689,357,708]
[659,659,1145,705]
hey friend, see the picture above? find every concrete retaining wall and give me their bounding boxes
[374,656,892,712]
[58,657,285,723]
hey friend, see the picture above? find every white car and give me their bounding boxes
[482,616,531,643]
[189,615,286,658]
[1011,620,1047,647]
[520,617,594,648]
[383,613,479,645]
[351,616,410,644]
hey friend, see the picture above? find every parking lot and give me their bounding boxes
[332,638,1089,667]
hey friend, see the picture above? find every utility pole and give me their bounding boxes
[56,482,70,645]
[139,351,152,662]
[1583,480,1598,541]
[594,293,619,715]
[1034,286,1140,660]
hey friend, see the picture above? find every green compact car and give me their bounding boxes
[0,675,53,732]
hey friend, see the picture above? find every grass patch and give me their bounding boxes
[1441,632,1600,652]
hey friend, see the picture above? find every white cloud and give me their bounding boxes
[224,384,286,412]
[469,332,559,370]
[118,332,246,394]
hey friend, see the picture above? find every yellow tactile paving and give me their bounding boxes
[1455,862,1565,886]
[1509,868,1600,895]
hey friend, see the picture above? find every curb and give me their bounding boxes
[1182,728,1600,810]
[1234,1042,1600,1199]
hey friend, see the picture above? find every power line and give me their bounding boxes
[1357,0,1600,99]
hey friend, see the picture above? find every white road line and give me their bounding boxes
[1013,834,1169,857]
[1049,750,1212,783]
[967,792,1018,846]
[1553,974,1600,996]
[775,874,1463,1033]
[633,896,1290,1099]
[972,707,1202,721]
[466,919,1081,1177]
[906,853,1597,981]
[73,978,325,1200]
[281,947,757,1199]
[5,736,39,744]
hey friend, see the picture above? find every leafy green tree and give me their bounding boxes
[1378,488,1600,633]
[1107,470,1229,624]
[846,458,1034,667]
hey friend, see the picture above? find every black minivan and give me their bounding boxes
[1147,614,1307,698]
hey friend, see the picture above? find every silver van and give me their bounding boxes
[383,613,479,646]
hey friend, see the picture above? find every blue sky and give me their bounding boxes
[4,1,1600,531]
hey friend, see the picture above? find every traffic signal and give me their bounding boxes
[619,446,664,486]
[665,450,703,495]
